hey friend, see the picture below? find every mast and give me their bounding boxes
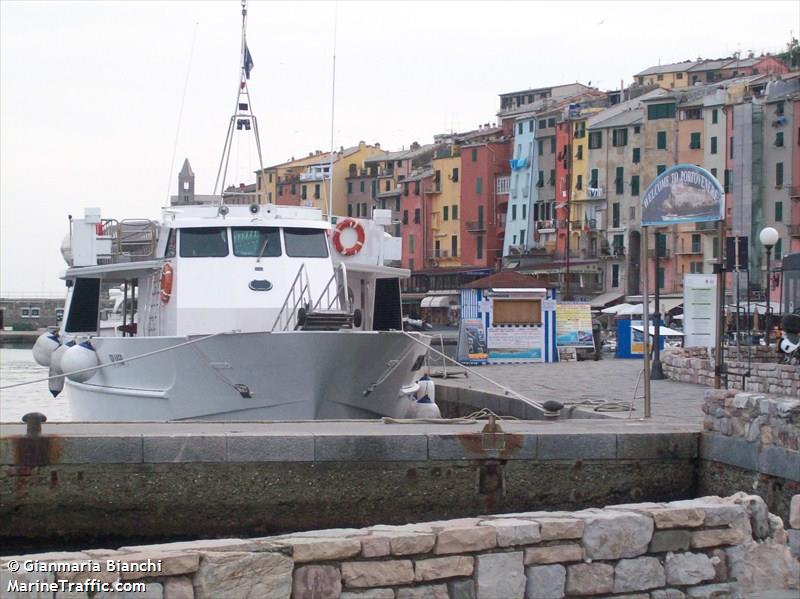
[213,0,265,202]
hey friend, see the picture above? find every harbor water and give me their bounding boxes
[0,347,72,422]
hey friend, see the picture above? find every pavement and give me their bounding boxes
[433,357,709,428]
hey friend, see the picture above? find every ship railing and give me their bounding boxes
[313,262,351,313]
[95,219,160,264]
[271,263,313,332]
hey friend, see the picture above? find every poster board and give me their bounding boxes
[555,302,594,347]
[456,318,488,364]
[642,165,724,226]
[683,273,718,348]
[487,325,544,362]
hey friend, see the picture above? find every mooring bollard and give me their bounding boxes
[22,412,47,436]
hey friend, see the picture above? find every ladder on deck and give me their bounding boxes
[272,263,354,332]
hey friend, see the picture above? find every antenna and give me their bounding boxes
[166,22,198,204]
[327,2,339,223]
[213,0,265,202]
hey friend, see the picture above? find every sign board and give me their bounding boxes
[456,318,488,363]
[487,326,543,362]
[642,165,724,226]
[555,302,594,347]
[683,273,718,348]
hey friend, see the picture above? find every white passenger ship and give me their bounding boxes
[31,0,432,421]
[35,205,430,421]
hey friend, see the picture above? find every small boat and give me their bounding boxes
[32,1,432,421]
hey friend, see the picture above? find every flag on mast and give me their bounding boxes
[244,44,254,79]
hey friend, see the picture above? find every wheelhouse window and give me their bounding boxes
[284,228,329,258]
[180,228,229,257]
[232,227,281,257]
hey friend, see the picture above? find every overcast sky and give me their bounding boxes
[1,0,797,294]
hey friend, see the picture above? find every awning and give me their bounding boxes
[590,291,625,309]
[602,302,633,315]
[617,300,682,315]
[632,325,684,337]
[725,301,781,315]
[421,295,457,308]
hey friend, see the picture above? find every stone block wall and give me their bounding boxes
[662,348,800,396]
[2,494,796,599]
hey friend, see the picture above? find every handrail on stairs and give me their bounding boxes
[312,262,351,313]
[271,263,313,332]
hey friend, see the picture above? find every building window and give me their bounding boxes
[414,208,420,224]
[776,162,784,187]
[347,182,352,194]
[301,185,307,200]
[690,132,701,149]
[631,175,640,196]
[476,177,483,195]
[520,229,526,246]
[612,202,620,228]
[538,119,546,129]
[452,168,459,182]
[657,131,667,150]
[632,147,641,163]
[451,235,458,257]
[409,234,415,254]
[402,210,408,225]
[712,109,718,124]
[724,169,732,193]
[477,235,484,259]
[518,122,523,134]
[776,238,783,259]
[647,103,676,120]
[590,169,598,188]
[548,117,555,128]
[657,164,666,176]
[314,184,320,199]
[347,204,353,217]
[710,136,717,154]
[538,140,544,156]
[415,181,420,195]
[576,145,584,160]
[711,168,717,179]
[776,201,783,222]
[656,267,665,290]
[471,148,478,162]
[729,137,734,158]
[612,128,628,147]
[512,205,517,220]
[396,198,400,212]
[576,175,583,190]
[775,132,784,147]
[360,181,365,193]
[537,170,544,187]
[478,205,484,225]
[588,131,602,149]
[691,234,701,253]
[443,206,449,221]
[56,309,64,322]
[634,125,641,134]
[612,264,620,288]
[615,167,624,194]
[549,169,555,185]
[452,205,458,220]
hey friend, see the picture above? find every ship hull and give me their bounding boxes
[66,330,430,421]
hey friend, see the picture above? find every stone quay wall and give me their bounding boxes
[662,347,800,396]
[1,494,796,599]
[698,389,800,526]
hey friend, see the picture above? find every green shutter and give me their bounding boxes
[631,175,640,196]
[657,131,667,149]
[633,147,641,163]
[775,202,783,222]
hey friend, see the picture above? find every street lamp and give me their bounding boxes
[758,226,779,347]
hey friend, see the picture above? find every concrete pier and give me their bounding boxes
[1,418,700,549]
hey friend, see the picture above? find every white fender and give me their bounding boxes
[62,341,99,383]
[48,364,65,397]
[50,340,74,373]
[32,332,60,367]
[416,374,435,403]
[407,395,441,419]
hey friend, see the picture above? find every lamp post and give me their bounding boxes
[758,227,779,347]
[651,231,664,379]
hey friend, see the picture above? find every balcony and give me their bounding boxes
[466,220,486,232]
[425,184,442,194]
[569,219,598,230]
[648,248,672,259]
[790,186,800,199]
[789,224,800,238]
[536,220,558,232]
[674,246,703,255]
[377,185,402,198]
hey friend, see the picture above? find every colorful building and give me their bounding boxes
[429,146,463,267]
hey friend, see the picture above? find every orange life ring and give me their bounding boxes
[160,263,174,304]
[332,218,366,256]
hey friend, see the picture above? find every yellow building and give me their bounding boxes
[569,108,604,258]
[429,147,461,266]
[634,60,699,89]
[257,142,385,218]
